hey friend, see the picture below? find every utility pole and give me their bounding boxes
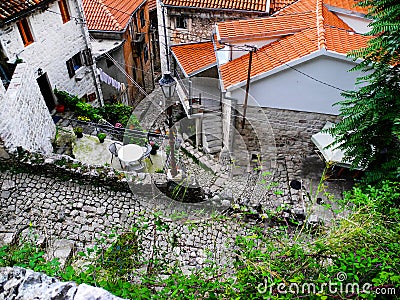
[241,46,257,129]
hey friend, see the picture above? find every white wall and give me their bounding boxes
[229,55,363,115]
[335,12,372,34]
[0,0,101,102]
[0,63,55,154]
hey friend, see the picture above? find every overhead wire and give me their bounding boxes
[47,0,349,96]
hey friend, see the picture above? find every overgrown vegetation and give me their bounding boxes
[1,179,399,299]
[54,89,137,128]
[328,0,400,183]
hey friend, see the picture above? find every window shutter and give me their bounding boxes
[66,59,75,77]
[83,49,93,66]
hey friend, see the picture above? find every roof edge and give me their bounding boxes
[325,5,369,19]
[161,3,269,14]
[0,0,56,26]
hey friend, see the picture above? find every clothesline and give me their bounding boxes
[97,68,126,91]
[97,68,129,105]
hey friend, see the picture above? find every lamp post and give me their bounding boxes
[159,72,178,178]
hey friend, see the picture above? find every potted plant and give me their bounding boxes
[55,104,65,113]
[97,132,106,143]
[150,141,159,155]
[73,127,83,138]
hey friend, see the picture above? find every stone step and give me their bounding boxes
[204,145,221,154]
[204,133,222,142]
[203,139,222,149]
[202,120,223,129]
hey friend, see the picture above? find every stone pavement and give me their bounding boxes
[0,87,354,272]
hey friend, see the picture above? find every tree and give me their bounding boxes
[328,0,400,182]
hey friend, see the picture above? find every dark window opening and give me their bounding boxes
[140,10,145,28]
[66,52,83,78]
[106,58,114,68]
[176,16,187,29]
[17,18,34,46]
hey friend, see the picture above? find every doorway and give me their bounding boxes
[37,72,56,112]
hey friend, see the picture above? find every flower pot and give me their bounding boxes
[98,138,105,143]
[55,104,65,113]
[75,132,83,138]
[150,149,157,155]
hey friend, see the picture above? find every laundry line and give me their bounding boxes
[97,68,128,105]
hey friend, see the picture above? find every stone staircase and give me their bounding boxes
[202,112,223,154]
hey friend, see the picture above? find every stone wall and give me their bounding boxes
[0,0,102,103]
[167,9,266,45]
[0,63,55,154]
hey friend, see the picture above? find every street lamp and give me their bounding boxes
[159,72,178,178]
[159,71,176,99]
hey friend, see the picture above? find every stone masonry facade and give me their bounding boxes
[0,63,55,154]
[0,0,102,103]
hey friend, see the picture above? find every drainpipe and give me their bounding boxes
[75,0,103,106]
[162,5,170,71]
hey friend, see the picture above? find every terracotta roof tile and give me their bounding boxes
[0,0,53,25]
[217,12,316,42]
[148,0,157,11]
[220,25,370,88]
[324,0,368,14]
[82,0,144,31]
[269,0,297,13]
[169,0,371,89]
[220,28,319,88]
[325,25,371,54]
[275,0,315,14]
[171,41,219,76]
[162,0,268,12]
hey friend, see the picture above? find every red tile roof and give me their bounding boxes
[220,25,370,88]
[219,0,370,89]
[171,41,219,76]
[269,0,297,13]
[0,0,54,25]
[217,2,351,42]
[82,0,145,31]
[217,12,317,43]
[161,0,269,12]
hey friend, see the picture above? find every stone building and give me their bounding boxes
[168,0,373,174]
[83,0,156,105]
[157,0,294,73]
[0,0,102,108]
[0,0,103,154]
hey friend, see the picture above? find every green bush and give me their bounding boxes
[54,90,138,127]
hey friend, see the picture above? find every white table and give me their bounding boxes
[117,144,144,165]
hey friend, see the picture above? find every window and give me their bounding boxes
[66,49,93,78]
[58,0,71,23]
[17,18,34,46]
[140,10,145,28]
[106,58,114,68]
[66,52,82,77]
[176,16,187,29]
[143,44,148,63]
